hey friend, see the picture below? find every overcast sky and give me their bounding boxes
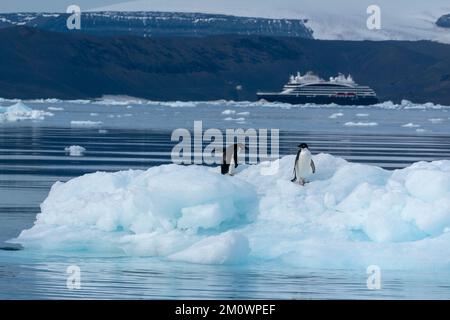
[0,1,116,12]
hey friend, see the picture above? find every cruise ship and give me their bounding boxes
[257,72,379,105]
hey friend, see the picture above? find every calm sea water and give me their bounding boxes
[1,100,450,299]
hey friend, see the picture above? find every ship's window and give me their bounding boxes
[303,83,349,88]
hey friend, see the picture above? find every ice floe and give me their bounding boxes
[70,120,103,127]
[222,109,236,115]
[402,123,421,128]
[65,145,86,157]
[329,112,344,119]
[344,121,378,127]
[429,118,444,124]
[48,106,64,111]
[13,154,450,269]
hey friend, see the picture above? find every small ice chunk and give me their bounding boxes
[344,121,378,127]
[402,123,420,128]
[222,109,236,115]
[64,145,86,157]
[329,112,344,119]
[429,118,444,124]
[70,120,103,127]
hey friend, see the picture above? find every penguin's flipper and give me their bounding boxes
[291,149,301,182]
[310,159,316,174]
[234,144,238,168]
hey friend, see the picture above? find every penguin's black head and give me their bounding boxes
[298,143,309,150]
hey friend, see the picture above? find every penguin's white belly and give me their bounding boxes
[228,159,236,175]
[296,155,312,177]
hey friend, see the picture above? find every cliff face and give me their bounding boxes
[0,12,313,38]
[1,27,450,104]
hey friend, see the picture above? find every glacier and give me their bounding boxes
[95,0,450,43]
[13,154,450,269]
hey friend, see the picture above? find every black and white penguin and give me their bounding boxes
[221,143,246,175]
[291,143,316,185]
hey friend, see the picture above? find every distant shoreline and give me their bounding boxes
[1,26,450,104]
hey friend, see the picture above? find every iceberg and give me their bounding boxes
[0,101,53,122]
[13,154,450,269]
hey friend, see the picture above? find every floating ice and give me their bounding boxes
[429,118,444,124]
[27,98,61,104]
[94,97,144,106]
[0,101,53,123]
[13,153,450,269]
[15,165,257,264]
[70,120,103,127]
[356,113,369,117]
[402,123,421,128]
[224,117,246,122]
[65,145,86,157]
[158,101,197,108]
[48,106,64,111]
[329,112,344,119]
[344,121,378,127]
[222,109,236,115]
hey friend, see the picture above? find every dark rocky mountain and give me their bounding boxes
[1,26,450,104]
[0,11,313,38]
[436,14,450,28]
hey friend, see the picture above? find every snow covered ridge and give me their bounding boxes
[14,154,450,269]
[0,101,53,123]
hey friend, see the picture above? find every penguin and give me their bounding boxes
[221,143,246,176]
[291,143,315,185]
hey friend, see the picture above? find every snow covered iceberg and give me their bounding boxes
[0,101,53,122]
[14,154,450,269]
